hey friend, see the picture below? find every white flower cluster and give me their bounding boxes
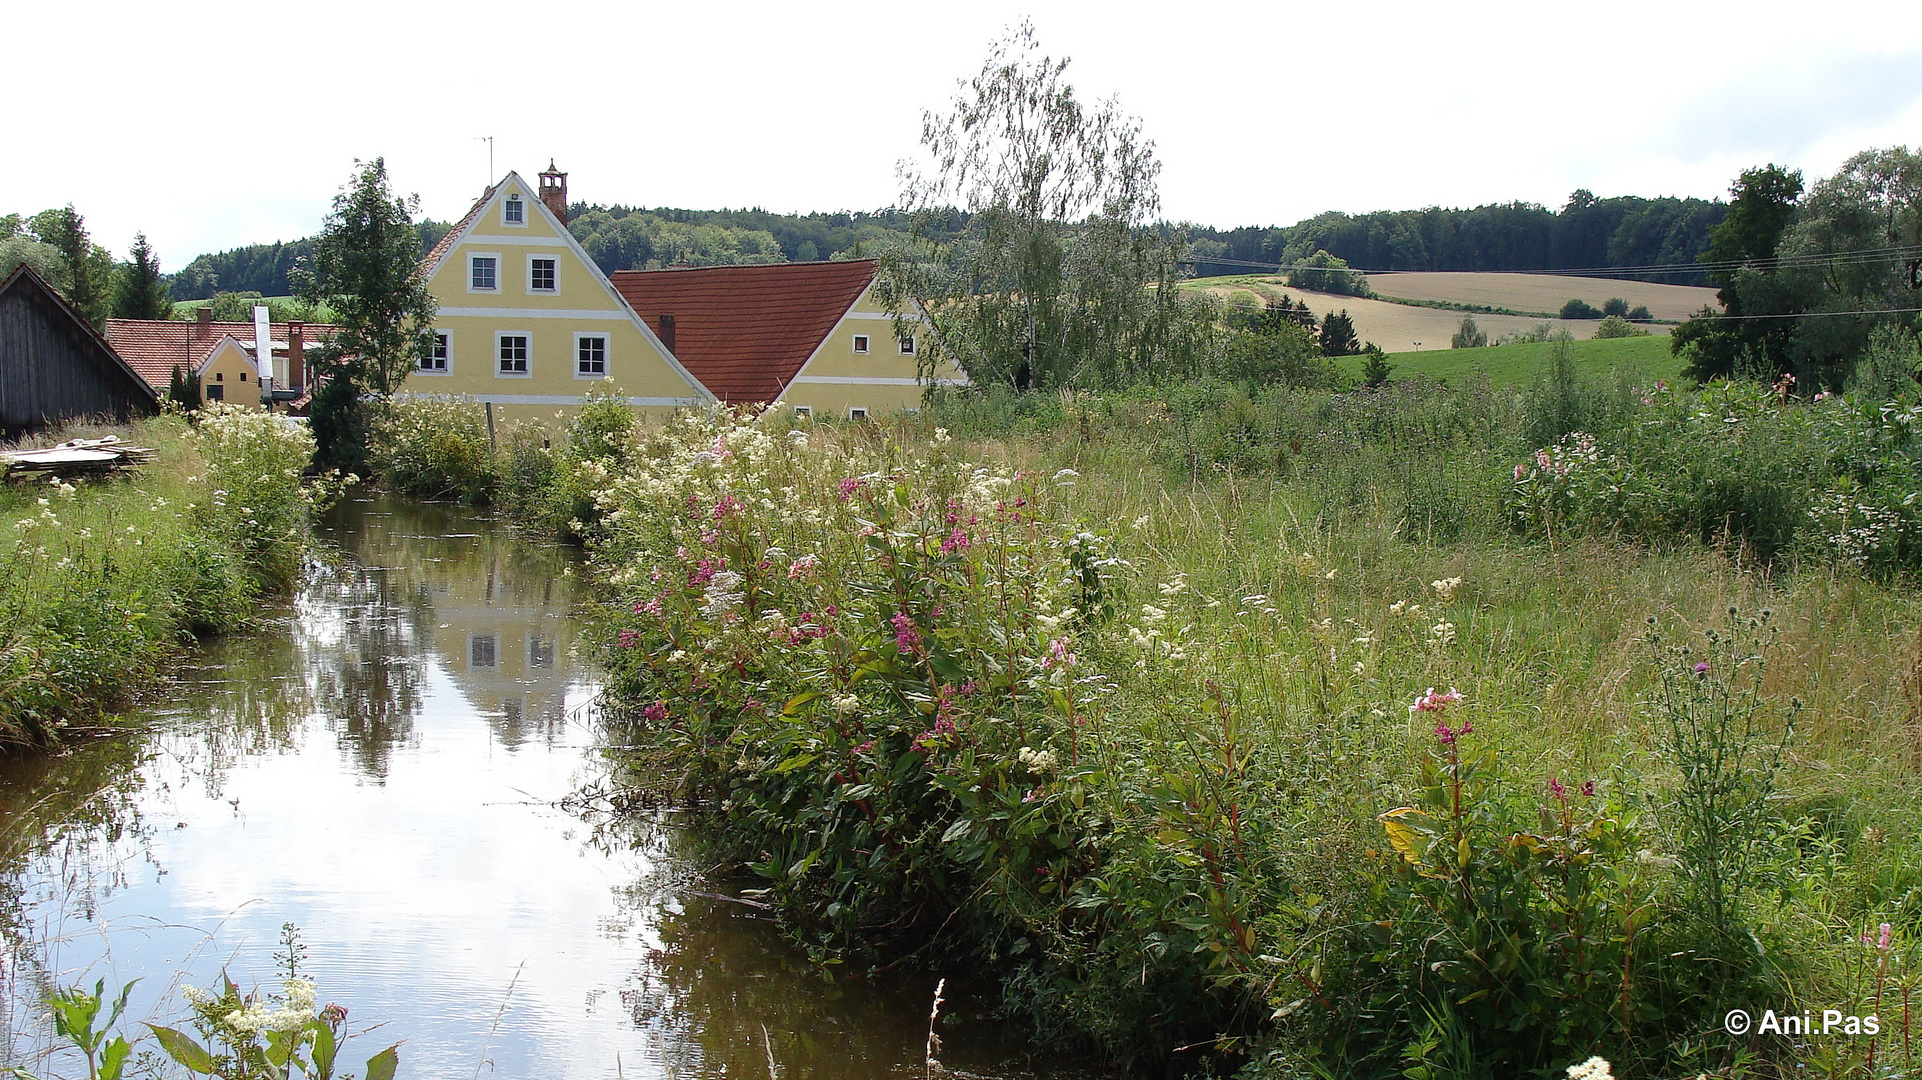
[1017,745,1059,775]
[1565,1056,1613,1080]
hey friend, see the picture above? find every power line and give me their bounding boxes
[1185,244,1922,280]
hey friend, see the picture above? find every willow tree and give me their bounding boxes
[880,22,1205,391]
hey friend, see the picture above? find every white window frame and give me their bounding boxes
[573,332,609,379]
[501,191,528,228]
[418,329,452,375]
[468,632,499,669]
[899,334,916,356]
[467,252,502,294]
[494,330,533,378]
[525,253,560,295]
[852,334,870,354]
[792,405,812,418]
[848,407,869,421]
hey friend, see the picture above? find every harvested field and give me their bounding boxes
[1366,271,1721,321]
[1331,332,1682,387]
[1181,275,1675,353]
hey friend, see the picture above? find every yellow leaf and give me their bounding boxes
[1378,807,1430,866]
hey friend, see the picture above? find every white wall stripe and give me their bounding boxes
[395,392,706,407]
[435,307,633,321]
[788,375,969,386]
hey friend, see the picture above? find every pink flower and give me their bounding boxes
[641,701,668,723]
[1694,662,1710,677]
[854,740,875,755]
[617,629,639,648]
[788,554,819,579]
[699,530,719,545]
[1042,637,1077,670]
[711,494,741,520]
[1881,923,1894,950]
[837,478,867,501]
[940,528,972,554]
[1514,463,1527,481]
[1410,687,1464,714]
[891,612,922,654]
[1549,777,1567,801]
[1581,780,1596,797]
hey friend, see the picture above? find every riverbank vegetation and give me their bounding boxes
[352,357,1918,1077]
[0,406,325,747]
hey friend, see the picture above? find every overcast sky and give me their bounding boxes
[10,0,1921,269]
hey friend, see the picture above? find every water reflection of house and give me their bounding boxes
[339,502,585,749]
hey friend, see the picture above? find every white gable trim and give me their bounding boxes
[194,335,261,379]
[775,284,950,401]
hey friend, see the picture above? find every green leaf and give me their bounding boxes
[100,1036,132,1080]
[364,1044,400,1080]
[146,1025,216,1074]
[772,753,818,774]
[941,819,973,844]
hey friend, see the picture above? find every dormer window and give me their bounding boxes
[504,193,525,225]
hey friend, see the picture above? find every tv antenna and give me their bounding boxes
[477,136,494,188]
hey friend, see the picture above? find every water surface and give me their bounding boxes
[0,496,1072,1078]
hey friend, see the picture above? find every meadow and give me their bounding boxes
[1336,333,1681,387]
[1179,275,1681,353]
[0,407,324,745]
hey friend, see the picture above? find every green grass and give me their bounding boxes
[169,296,339,322]
[1335,333,1681,386]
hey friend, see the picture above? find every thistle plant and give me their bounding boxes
[1643,607,1795,944]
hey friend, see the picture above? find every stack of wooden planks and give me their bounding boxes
[1,436,157,481]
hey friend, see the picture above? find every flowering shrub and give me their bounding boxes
[593,412,1115,947]
[368,395,497,503]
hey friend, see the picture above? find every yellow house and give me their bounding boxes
[610,259,966,419]
[410,165,713,422]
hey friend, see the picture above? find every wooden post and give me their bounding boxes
[485,401,497,450]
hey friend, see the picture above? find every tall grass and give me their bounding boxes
[0,407,324,746]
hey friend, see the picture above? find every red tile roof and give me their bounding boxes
[105,318,339,390]
[609,260,878,404]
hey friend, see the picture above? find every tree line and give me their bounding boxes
[1,209,172,325]
[1184,192,1728,284]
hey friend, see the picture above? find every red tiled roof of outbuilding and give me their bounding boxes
[105,318,339,390]
[609,260,879,405]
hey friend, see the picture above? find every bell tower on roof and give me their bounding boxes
[539,161,569,225]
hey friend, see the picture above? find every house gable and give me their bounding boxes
[415,172,711,408]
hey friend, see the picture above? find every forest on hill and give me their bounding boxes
[159,191,1726,300]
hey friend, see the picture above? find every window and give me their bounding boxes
[497,333,530,375]
[529,638,555,668]
[576,333,607,377]
[900,335,916,356]
[792,405,812,418]
[528,256,557,293]
[503,194,524,225]
[420,331,450,373]
[470,634,498,669]
[214,372,223,381]
[852,334,870,354]
[848,407,869,421]
[470,255,499,292]
[205,383,224,401]
[239,371,247,382]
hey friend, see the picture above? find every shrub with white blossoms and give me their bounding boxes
[593,409,1120,944]
[149,972,397,1079]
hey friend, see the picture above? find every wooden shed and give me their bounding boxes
[0,263,159,436]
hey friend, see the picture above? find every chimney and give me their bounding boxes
[195,304,213,339]
[539,160,568,225]
[658,313,676,355]
[288,321,305,391]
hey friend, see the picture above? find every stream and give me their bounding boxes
[0,495,1074,1079]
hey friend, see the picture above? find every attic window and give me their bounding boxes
[899,335,916,356]
[504,194,524,224]
[849,407,869,421]
[852,334,870,354]
[239,371,247,382]
[793,406,812,418]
